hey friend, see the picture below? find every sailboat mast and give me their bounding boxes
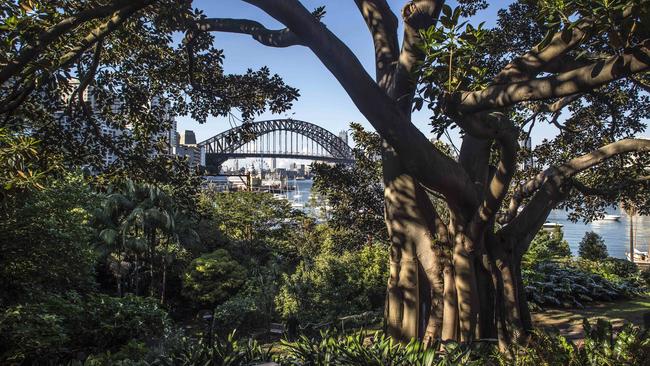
[630,213,635,263]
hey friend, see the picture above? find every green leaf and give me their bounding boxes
[538,28,557,50]
[442,4,452,18]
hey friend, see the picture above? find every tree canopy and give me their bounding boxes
[1,0,298,174]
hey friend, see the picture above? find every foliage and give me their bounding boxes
[0,127,57,209]
[0,1,298,174]
[578,231,608,261]
[93,179,198,301]
[0,293,169,365]
[416,0,650,221]
[311,123,386,246]
[505,319,650,366]
[198,190,301,259]
[523,261,644,309]
[579,318,650,365]
[149,332,272,366]
[276,320,650,365]
[278,330,494,366]
[213,262,282,332]
[575,257,641,284]
[182,249,247,309]
[0,171,98,305]
[523,228,571,264]
[275,244,388,324]
[642,268,650,288]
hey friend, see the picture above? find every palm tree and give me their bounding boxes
[94,179,197,303]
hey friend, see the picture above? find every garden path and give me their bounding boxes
[533,295,650,340]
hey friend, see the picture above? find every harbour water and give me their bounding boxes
[547,208,650,259]
[293,180,649,259]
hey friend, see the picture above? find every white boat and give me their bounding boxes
[542,222,564,229]
[626,248,650,263]
[600,214,621,221]
[291,201,304,210]
[292,178,303,199]
[272,193,286,200]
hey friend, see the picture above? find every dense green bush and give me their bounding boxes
[275,244,388,324]
[0,173,99,305]
[275,319,650,365]
[575,257,641,283]
[578,231,608,260]
[523,228,571,264]
[523,261,643,308]
[0,293,169,365]
[278,331,492,365]
[149,332,272,366]
[182,249,247,309]
[642,268,650,288]
[510,319,650,366]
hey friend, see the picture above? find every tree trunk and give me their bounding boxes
[383,151,422,341]
[385,203,533,347]
[161,260,166,304]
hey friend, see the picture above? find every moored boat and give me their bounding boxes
[599,214,621,221]
[626,248,650,263]
[542,222,564,229]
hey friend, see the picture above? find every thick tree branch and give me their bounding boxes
[0,81,36,115]
[196,18,303,47]
[456,113,518,244]
[630,74,650,93]
[542,53,595,75]
[493,21,592,84]
[0,0,150,85]
[449,40,650,113]
[241,0,478,210]
[354,0,400,87]
[537,94,582,113]
[391,0,443,112]
[1,1,147,114]
[501,138,650,226]
[68,41,103,115]
[571,175,650,197]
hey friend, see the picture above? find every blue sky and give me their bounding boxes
[177,0,561,148]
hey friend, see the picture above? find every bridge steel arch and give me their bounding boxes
[198,119,355,169]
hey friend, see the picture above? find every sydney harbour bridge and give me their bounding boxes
[198,119,355,171]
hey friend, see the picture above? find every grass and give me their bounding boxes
[533,293,650,339]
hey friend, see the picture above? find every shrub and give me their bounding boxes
[578,231,608,260]
[149,332,272,366]
[275,244,388,324]
[182,249,247,309]
[523,261,643,308]
[0,293,169,365]
[580,318,650,365]
[276,321,650,366]
[507,319,650,366]
[60,320,649,366]
[278,331,493,365]
[576,257,641,284]
[0,172,99,305]
[642,268,650,288]
[523,228,571,264]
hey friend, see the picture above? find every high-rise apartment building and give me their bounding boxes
[55,79,176,166]
[338,130,348,145]
[179,130,197,145]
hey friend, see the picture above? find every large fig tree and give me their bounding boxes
[196,0,650,347]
